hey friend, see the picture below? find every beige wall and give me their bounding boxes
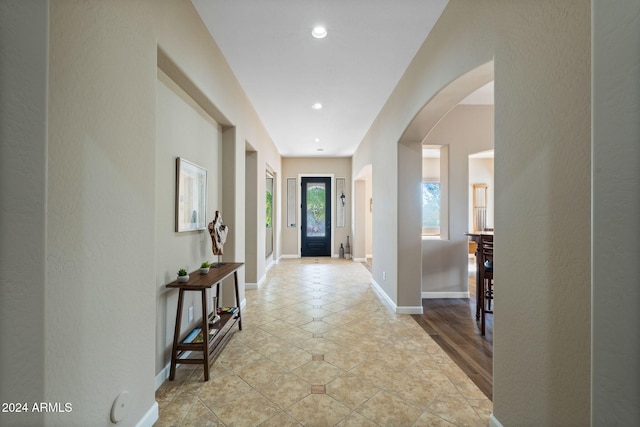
[2,0,280,425]
[0,2,47,426]
[154,70,224,376]
[5,0,637,425]
[353,0,590,424]
[281,157,352,257]
[592,0,640,424]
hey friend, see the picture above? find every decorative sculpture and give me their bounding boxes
[208,210,228,266]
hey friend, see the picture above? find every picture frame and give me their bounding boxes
[175,157,207,232]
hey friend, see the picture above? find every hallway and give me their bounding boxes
[156,258,491,426]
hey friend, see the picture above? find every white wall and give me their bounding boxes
[352,1,591,424]
[422,157,440,180]
[592,0,640,424]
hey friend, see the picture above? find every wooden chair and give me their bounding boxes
[479,234,494,336]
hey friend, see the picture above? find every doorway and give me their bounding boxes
[301,177,331,257]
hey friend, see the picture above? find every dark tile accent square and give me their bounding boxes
[311,385,326,394]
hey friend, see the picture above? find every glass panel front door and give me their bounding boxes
[301,177,331,256]
[306,182,326,237]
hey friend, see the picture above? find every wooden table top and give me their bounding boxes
[166,262,244,289]
[465,230,494,237]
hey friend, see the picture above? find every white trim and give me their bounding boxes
[422,291,470,299]
[353,257,367,262]
[135,402,158,427]
[371,278,395,309]
[489,414,503,427]
[421,235,442,240]
[366,253,373,259]
[155,364,170,390]
[371,279,424,314]
[246,274,266,290]
[279,254,299,259]
[265,259,274,273]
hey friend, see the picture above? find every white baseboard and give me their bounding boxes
[370,279,422,314]
[265,260,274,273]
[422,291,470,299]
[246,274,266,290]
[371,278,395,309]
[489,414,503,427]
[366,253,373,259]
[279,254,299,259]
[353,257,366,262]
[135,402,158,427]
[155,364,170,390]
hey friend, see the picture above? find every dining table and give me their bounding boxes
[465,230,494,321]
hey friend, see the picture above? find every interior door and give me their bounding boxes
[301,177,331,257]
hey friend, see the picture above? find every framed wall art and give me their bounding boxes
[175,157,207,232]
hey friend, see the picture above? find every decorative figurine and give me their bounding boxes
[208,210,228,266]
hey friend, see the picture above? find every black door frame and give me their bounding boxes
[299,175,333,257]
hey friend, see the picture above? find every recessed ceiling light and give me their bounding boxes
[311,26,327,39]
[314,138,321,142]
[311,102,323,110]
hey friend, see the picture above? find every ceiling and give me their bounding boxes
[191,0,449,157]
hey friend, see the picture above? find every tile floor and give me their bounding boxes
[155,258,492,426]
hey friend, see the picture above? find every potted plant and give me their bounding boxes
[177,268,189,282]
[200,261,211,274]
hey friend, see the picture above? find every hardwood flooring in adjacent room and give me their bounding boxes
[412,264,493,400]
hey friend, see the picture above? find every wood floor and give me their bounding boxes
[411,269,493,400]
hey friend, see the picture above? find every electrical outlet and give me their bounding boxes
[188,306,194,322]
[383,271,386,280]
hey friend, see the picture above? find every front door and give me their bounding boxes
[301,177,331,257]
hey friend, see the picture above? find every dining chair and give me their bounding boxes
[479,234,494,336]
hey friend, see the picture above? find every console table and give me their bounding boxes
[166,262,243,381]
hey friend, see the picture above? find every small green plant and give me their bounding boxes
[200,261,211,268]
[177,268,188,277]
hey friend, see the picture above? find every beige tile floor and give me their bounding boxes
[155,258,492,426]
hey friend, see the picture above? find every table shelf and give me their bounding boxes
[166,262,243,381]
